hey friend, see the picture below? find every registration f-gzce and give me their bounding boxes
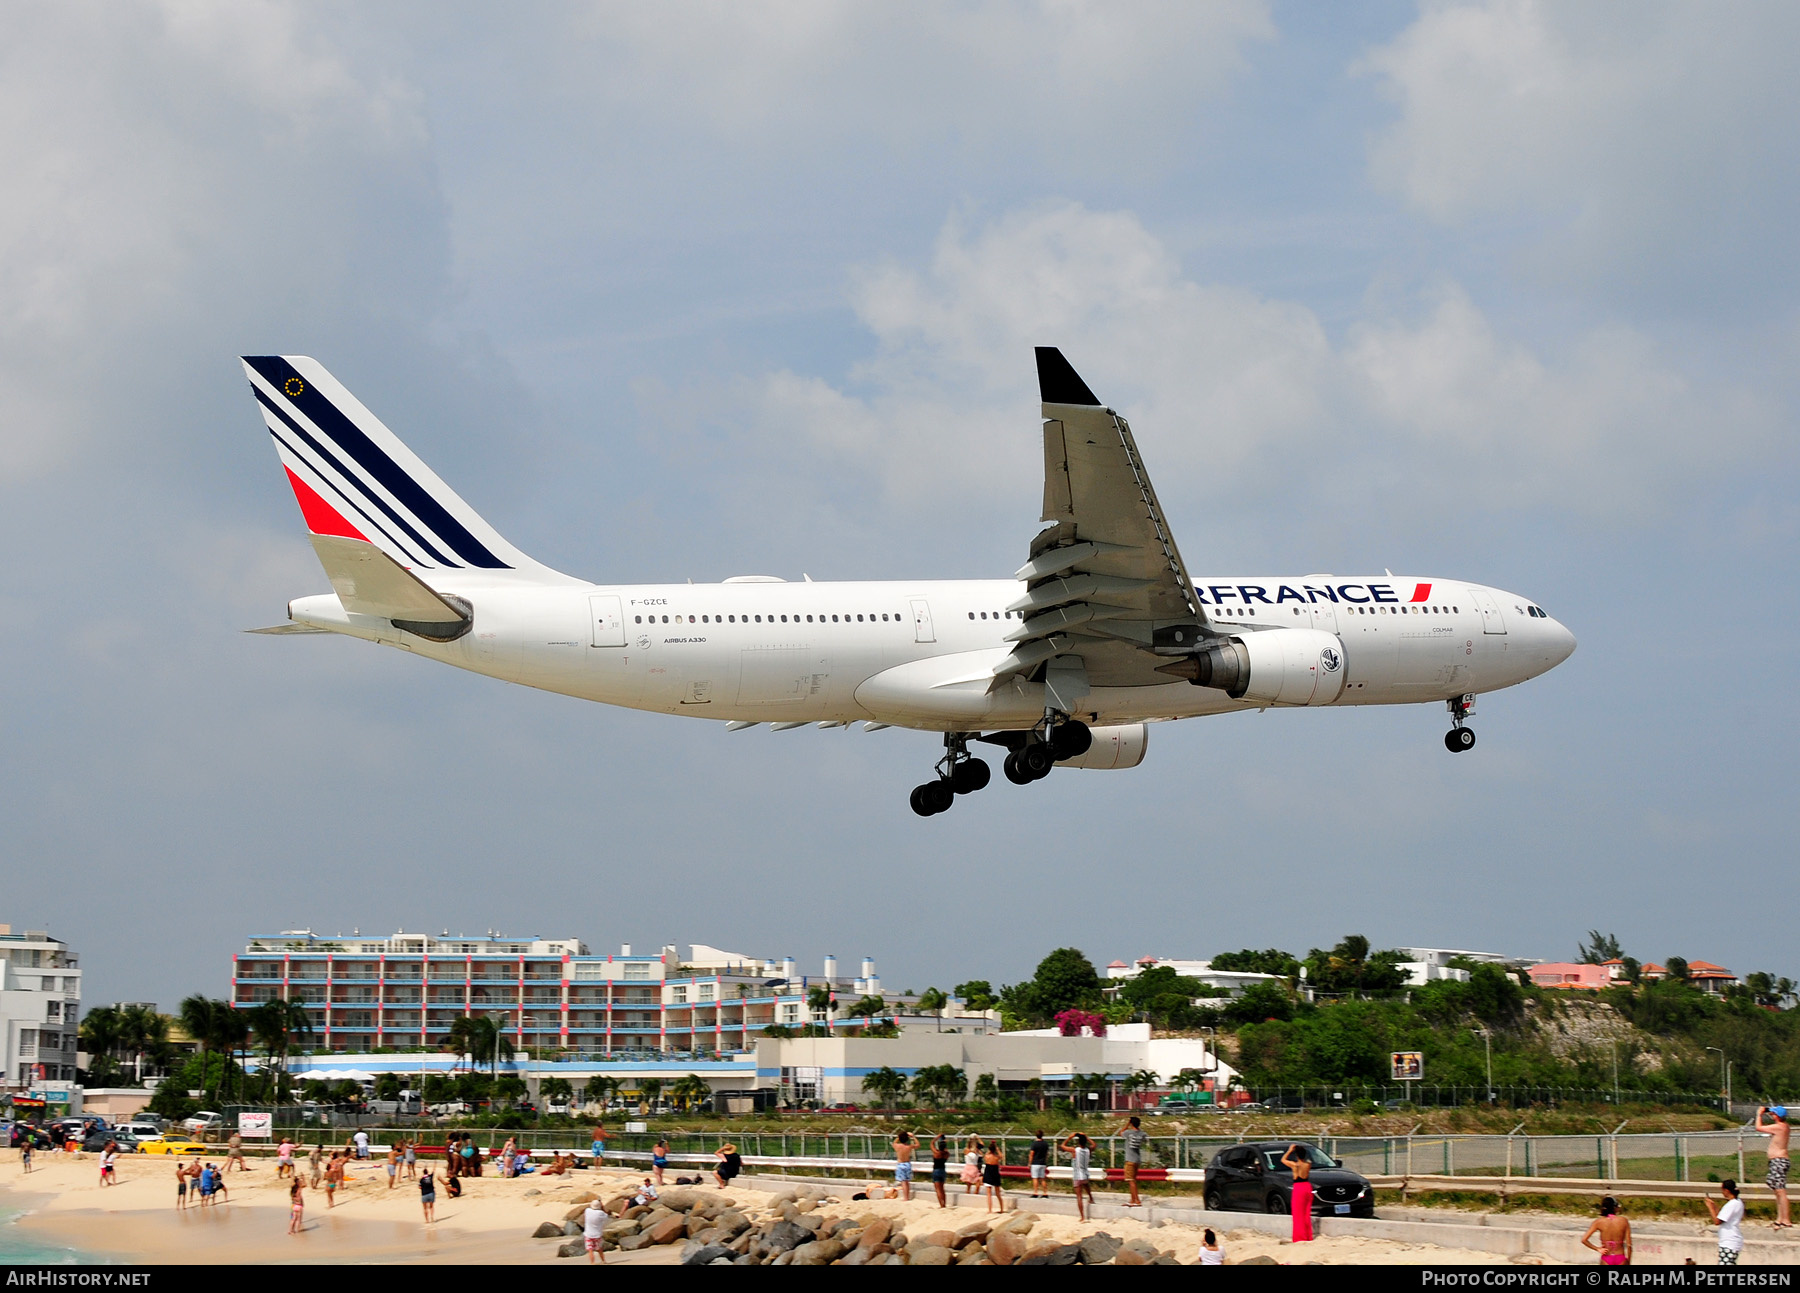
[244,348,1575,816]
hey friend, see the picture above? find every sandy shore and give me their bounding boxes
[0,1149,1551,1265]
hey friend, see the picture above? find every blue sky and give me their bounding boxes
[2,1,1796,1011]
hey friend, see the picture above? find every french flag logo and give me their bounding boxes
[1410,583,1432,603]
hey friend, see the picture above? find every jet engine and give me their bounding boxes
[1158,628,1347,706]
[1059,723,1148,769]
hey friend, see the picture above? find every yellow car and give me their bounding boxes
[140,1134,207,1156]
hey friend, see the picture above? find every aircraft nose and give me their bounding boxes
[1548,620,1576,665]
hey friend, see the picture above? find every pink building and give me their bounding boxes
[1528,962,1612,991]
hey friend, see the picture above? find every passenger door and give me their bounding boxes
[910,598,935,644]
[588,595,625,647]
[1469,587,1507,635]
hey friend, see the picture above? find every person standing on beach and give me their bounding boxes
[288,1177,306,1234]
[277,1137,295,1179]
[308,1143,324,1188]
[591,1125,609,1168]
[930,1132,950,1208]
[175,1158,187,1209]
[651,1136,668,1185]
[1119,1116,1148,1206]
[20,1135,32,1173]
[581,1196,608,1263]
[1703,1179,1746,1265]
[403,1137,417,1181]
[960,1135,982,1194]
[99,1141,117,1187]
[324,1151,345,1208]
[1756,1106,1792,1229]
[981,1140,1006,1214]
[1581,1196,1632,1266]
[419,1167,437,1225]
[1280,1144,1313,1242]
[184,1160,203,1207]
[227,1131,250,1173]
[1027,1130,1051,1199]
[892,1131,916,1201]
[1060,1133,1095,1222]
[386,1142,400,1189]
[713,1142,742,1189]
[352,1128,370,1161]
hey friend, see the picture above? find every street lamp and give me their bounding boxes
[1475,1027,1493,1103]
[1706,1047,1730,1114]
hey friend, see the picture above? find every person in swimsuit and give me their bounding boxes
[1756,1106,1792,1229]
[288,1177,306,1234]
[386,1142,400,1189]
[308,1143,324,1188]
[930,1132,950,1208]
[981,1140,1006,1214]
[1581,1196,1632,1266]
[651,1136,669,1185]
[1060,1133,1095,1221]
[175,1158,188,1209]
[1703,1179,1746,1265]
[324,1151,345,1207]
[892,1131,916,1201]
[419,1168,437,1224]
[1280,1144,1313,1243]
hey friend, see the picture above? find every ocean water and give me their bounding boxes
[0,1208,100,1264]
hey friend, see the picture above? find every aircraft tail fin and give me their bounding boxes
[241,356,563,580]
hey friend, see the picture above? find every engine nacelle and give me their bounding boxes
[1060,723,1148,769]
[1167,629,1346,705]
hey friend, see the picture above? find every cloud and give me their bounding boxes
[739,201,1770,524]
[0,1,437,483]
[1360,0,1800,310]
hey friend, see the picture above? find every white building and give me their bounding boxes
[1102,956,1283,999]
[1395,947,1524,987]
[1,925,83,1085]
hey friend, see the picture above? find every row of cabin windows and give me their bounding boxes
[634,612,903,625]
[1271,604,1461,617]
[968,611,1020,620]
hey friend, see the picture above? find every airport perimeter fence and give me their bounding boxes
[1243,1084,1726,1111]
[218,1123,1769,1186]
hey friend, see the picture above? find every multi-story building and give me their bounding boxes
[1,925,83,1084]
[230,933,929,1056]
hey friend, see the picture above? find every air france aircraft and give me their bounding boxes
[243,349,1575,816]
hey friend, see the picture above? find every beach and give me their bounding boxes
[0,1147,1563,1265]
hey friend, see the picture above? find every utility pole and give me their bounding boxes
[1707,1047,1728,1114]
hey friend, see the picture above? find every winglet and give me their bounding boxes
[1035,347,1101,406]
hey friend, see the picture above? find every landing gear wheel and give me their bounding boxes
[1050,719,1092,761]
[1445,727,1476,753]
[1003,752,1033,785]
[910,784,932,816]
[950,758,990,794]
[1021,743,1055,778]
[910,780,955,815]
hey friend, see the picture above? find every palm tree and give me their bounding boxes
[178,995,223,1106]
[251,998,314,1103]
[916,988,948,1032]
[671,1073,713,1112]
[861,1066,908,1109]
[1123,1068,1161,1109]
[583,1075,618,1111]
[81,1005,123,1068]
[216,1005,250,1105]
[119,1004,169,1084]
[637,1077,664,1114]
[910,1064,966,1109]
[972,1072,999,1105]
[845,994,887,1034]
[807,985,835,1032]
[446,1014,513,1074]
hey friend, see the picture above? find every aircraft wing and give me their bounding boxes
[992,348,1212,700]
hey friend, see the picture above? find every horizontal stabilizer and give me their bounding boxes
[245,623,332,635]
[309,534,466,623]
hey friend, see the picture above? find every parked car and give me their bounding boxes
[1203,1142,1374,1219]
[82,1128,142,1154]
[117,1121,166,1142]
[182,1111,224,1135]
[140,1134,207,1156]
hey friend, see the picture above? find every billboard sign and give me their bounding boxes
[1390,1051,1423,1081]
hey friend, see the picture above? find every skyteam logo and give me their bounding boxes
[1320,646,1342,673]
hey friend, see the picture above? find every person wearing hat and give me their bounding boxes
[1755,1105,1792,1229]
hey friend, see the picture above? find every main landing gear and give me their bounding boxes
[909,732,991,817]
[1444,695,1476,753]
[910,717,1093,815]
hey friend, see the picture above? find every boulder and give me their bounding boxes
[1078,1233,1122,1264]
[617,1232,656,1252]
[603,1194,635,1215]
[1240,1254,1279,1265]
[1152,1254,1182,1265]
[762,1219,812,1254]
[987,1229,1025,1266]
[683,1242,738,1266]
[1020,1241,1064,1263]
[957,1244,989,1265]
[1113,1248,1149,1265]
[660,1189,699,1212]
[992,1212,1037,1237]
[689,1226,722,1247]
[533,1221,565,1239]
[890,1233,909,1250]
[714,1210,750,1239]
[790,1238,847,1266]
[771,1251,795,1266]
[953,1218,994,1247]
[645,1215,688,1245]
[562,1220,581,1237]
[838,1246,871,1267]
[602,1219,638,1242]
[1119,1238,1158,1258]
[564,1203,594,1222]
[857,1217,892,1250]
[622,1204,652,1220]
[923,1229,957,1249]
[555,1240,584,1258]
[907,1244,954,1266]
[568,1190,598,1204]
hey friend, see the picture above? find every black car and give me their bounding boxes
[81,1128,140,1154]
[1203,1142,1375,1218]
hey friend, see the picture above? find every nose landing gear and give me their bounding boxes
[1444,695,1476,753]
[910,732,991,816]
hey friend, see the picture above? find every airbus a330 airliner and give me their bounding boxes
[244,349,1575,815]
